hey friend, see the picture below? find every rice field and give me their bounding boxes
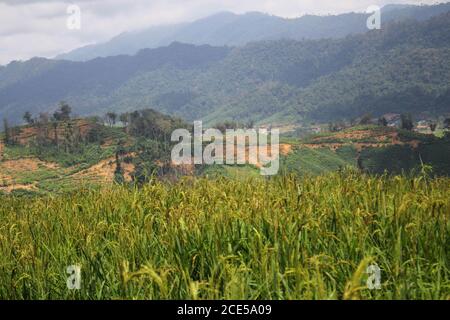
[0,170,448,300]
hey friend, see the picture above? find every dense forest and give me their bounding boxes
[58,3,450,61]
[1,11,450,127]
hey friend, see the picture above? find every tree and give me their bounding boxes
[401,113,414,131]
[328,122,337,132]
[38,112,49,125]
[359,113,373,125]
[114,148,125,184]
[429,122,437,132]
[52,121,59,146]
[3,119,19,146]
[106,112,117,127]
[378,117,388,127]
[53,101,72,121]
[444,118,450,130]
[23,111,34,125]
[119,113,129,127]
[131,140,166,184]
[35,114,51,146]
[60,102,72,120]
[3,118,10,145]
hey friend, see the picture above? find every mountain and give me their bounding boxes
[0,43,231,124]
[56,3,450,61]
[1,13,450,126]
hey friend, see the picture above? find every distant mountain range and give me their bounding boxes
[1,8,450,126]
[57,3,450,61]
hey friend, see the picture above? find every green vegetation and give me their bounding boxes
[280,125,450,177]
[0,171,448,299]
[0,107,192,195]
[281,146,357,176]
[0,4,449,302]
[2,116,449,196]
[2,13,450,125]
[58,3,450,61]
[2,143,116,168]
[361,139,450,175]
[0,112,448,300]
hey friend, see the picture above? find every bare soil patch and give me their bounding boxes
[73,157,135,183]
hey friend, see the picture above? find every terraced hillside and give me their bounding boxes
[281,126,450,176]
[1,118,449,196]
[0,119,130,194]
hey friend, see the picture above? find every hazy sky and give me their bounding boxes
[0,0,445,65]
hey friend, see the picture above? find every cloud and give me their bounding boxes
[0,0,444,65]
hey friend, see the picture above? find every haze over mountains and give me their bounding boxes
[1,3,450,126]
[57,3,450,61]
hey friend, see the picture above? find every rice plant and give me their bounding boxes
[0,170,448,300]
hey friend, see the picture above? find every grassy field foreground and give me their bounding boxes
[0,171,448,299]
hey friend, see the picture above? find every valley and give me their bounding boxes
[0,2,449,301]
[1,11,450,127]
[1,110,448,195]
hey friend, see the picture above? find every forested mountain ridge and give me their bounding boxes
[1,13,450,125]
[56,3,450,61]
[0,43,231,124]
